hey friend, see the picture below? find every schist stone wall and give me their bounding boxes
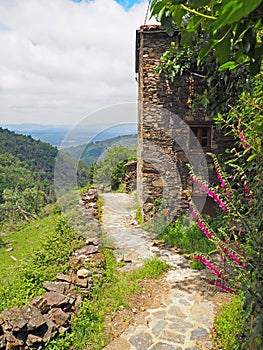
[125,161,137,193]
[136,25,230,220]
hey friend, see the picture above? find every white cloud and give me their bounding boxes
[0,0,153,125]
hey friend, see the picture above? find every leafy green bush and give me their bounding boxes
[92,145,136,190]
[150,1,262,344]
[158,216,216,255]
[213,293,246,350]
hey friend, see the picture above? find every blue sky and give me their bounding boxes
[72,0,142,9]
[116,0,143,8]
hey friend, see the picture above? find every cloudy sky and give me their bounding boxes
[0,0,155,126]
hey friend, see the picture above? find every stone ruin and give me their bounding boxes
[135,25,232,221]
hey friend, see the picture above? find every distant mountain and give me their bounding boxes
[2,123,138,148]
[63,134,138,165]
[1,124,72,148]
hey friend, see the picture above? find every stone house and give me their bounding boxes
[135,25,232,221]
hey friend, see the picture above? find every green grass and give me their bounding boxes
[213,293,246,349]
[142,214,218,270]
[0,213,83,311]
[135,206,143,226]
[0,215,57,283]
[158,216,215,253]
[1,199,169,349]
[46,253,169,350]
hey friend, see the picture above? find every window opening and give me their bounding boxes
[190,126,211,150]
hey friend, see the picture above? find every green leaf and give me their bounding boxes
[181,29,195,46]
[215,34,231,64]
[150,0,160,12]
[150,0,166,18]
[188,0,211,9]
[218,61,238,71]
[166,5,176,16]
[172,7,185,27]
[247,153,258,162]
[214,0,263,30]
[187,14,203,31]
[198,39,218,64]
[157,6,166,22]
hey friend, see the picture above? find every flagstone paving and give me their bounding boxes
[101,192,225,350]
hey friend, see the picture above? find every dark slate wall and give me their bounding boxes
[137,26,226,221]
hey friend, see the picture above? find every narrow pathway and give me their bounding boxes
[101,192,154,268]
[101,192,223,350]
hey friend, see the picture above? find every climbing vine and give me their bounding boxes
[151,0,262,117]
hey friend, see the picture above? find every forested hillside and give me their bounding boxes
[0,127,89,224]
[0,127,57,177]
[64,134,137,165]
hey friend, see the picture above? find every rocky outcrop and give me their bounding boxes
[0,237,104,349]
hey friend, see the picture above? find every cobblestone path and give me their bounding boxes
[101,192,222,350]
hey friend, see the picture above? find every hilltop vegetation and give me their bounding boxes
[90,144,137,190]
[2,123,137,148]
[0,127,89,225]
[0,127,57,180]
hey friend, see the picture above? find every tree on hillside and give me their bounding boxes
[0,128,58,178]
[92,145,136,190]
[0,154,39,201]
[0,187,45,224]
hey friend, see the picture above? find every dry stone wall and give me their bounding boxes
[0,188,104,350]
[81,187,99,218]
[125,161,137,193]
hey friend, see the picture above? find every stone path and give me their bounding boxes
[101,192,223,350]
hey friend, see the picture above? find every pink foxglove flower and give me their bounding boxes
[238,118,250,150]
[242,179,254,200]
[197,220,212,239]
[214,161,231,199]
[193,255,223,278]
[209,281,233,293]
[190,175,228,213]
[189,203,212,239]
[220,244,245,267]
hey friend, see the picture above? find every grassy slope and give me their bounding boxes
[0,212,84,311]
[0,210,169,350]
[46,254,169,350]
[0,216,57,283]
